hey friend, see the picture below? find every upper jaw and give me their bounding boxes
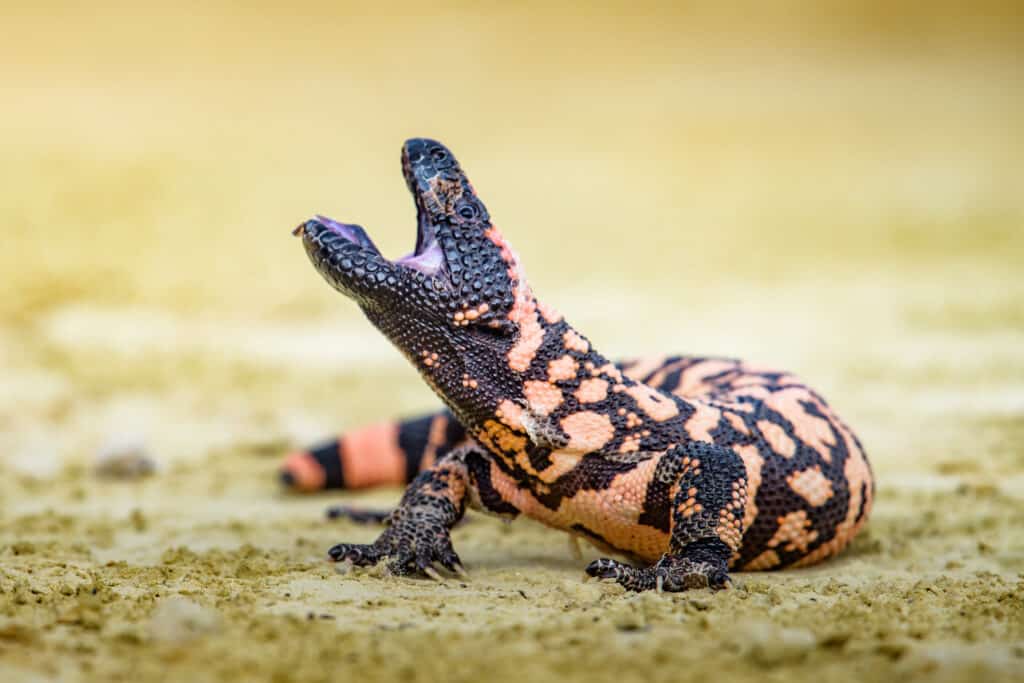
[295,138,464,290]
[401,138,462,223]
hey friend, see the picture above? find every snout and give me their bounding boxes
[402,138,455,168]
[401,138,471,222]
[402,138,458,187]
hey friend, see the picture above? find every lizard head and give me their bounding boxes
[295,138,549,425]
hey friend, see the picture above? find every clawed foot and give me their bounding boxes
[327,510,467,579]
[325,454,473,581]
[585,554,730,593]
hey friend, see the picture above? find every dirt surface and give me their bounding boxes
[2,3,1024,682]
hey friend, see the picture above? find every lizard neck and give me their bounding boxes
[459,296,685,457]
[367,285,687,459]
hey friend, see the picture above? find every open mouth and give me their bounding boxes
[293,138,457,281]
[392,149,445,274]
[294,191,445,278]
[394,144,446,274]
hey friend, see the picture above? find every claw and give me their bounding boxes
[567,535,583,560]
[656,575,664,594]
[452,563,470,580]
[423,566,444,582]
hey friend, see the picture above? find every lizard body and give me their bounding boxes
[284,138,873,591]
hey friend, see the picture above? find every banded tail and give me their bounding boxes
[278,357,712,492]
[279,410,466,492]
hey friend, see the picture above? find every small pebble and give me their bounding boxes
[95,438,156,479]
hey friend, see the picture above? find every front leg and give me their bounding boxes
[586,441,748,592]
[327,443,516,578]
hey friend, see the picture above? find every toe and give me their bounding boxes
[707,568,730,590]
[436,548,462,573]
[327,543,352,562]
[327,543,378,565]
[414,547,435,574]
[585,558,625,580]
[388,554,421,576]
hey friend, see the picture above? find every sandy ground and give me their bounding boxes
[2,3,1024,682]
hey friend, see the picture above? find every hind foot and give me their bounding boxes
[585,552,730,593]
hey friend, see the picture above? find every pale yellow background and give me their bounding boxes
[1,4,1023,681]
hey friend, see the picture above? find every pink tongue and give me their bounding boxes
[396,243,445,274]
[315,215,363,243]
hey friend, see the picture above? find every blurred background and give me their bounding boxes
[2,4,1024,681]
[2,1,1022,488]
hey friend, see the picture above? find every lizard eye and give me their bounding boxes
[430,147,453,168]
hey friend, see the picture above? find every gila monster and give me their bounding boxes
[282,138,874,592]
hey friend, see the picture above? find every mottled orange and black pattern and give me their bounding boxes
[286,138,874,592]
